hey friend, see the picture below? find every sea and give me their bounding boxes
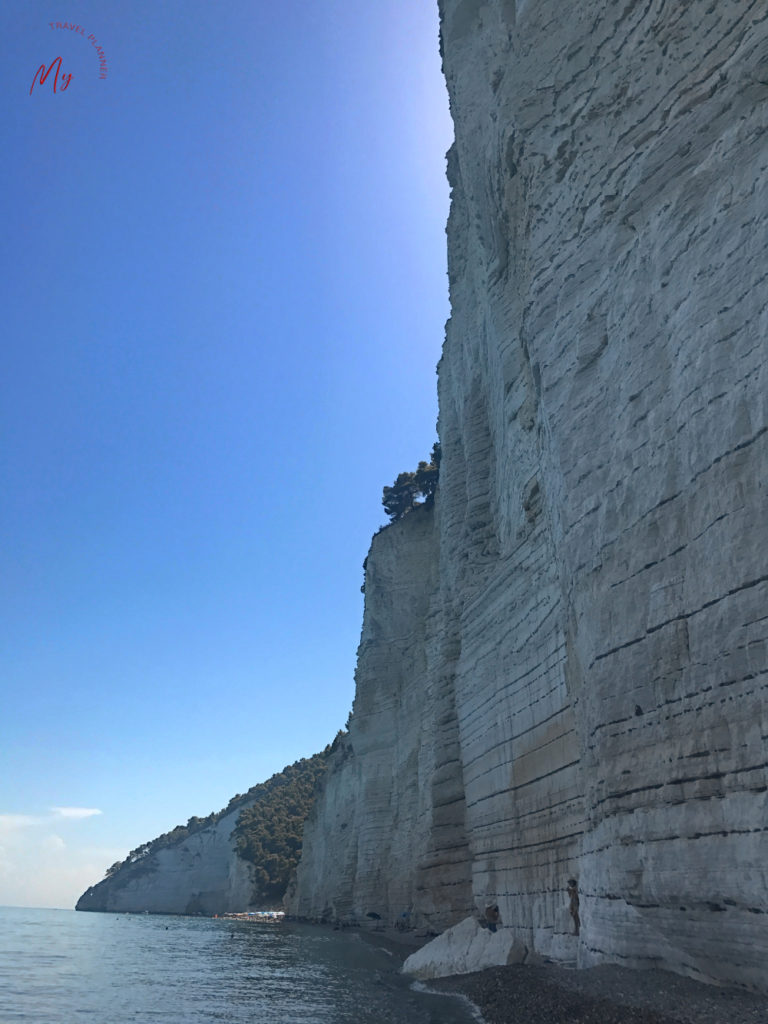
[0,907,481,1023]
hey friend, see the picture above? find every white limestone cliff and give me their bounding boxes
[286,506,476,926]
[403,916,528,980]
[76,806,256,915]
[288,0,768,992]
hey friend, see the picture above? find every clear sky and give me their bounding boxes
[1,1,453,908]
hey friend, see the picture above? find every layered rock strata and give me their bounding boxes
[289,506,476,926]
[289,0,768,991]
[76,807,256,915]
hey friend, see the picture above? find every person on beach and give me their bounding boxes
[567,879,580,936]
[484,903,500,933]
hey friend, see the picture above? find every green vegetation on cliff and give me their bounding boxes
[381,442,440,523]
[232,746,332,902]
[101,745,335,903]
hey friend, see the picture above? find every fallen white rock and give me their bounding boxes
[402,916,527,980]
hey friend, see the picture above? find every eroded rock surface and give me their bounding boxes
[289,0,768,991]
[403,916,528,980]
[288,506,475,926]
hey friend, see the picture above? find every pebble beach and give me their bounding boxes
[355,924,767,1024]
[433,962,768,1024]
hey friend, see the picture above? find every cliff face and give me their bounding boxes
[290,506,471,924]
[289,0,768,991]
[76,807,255,914]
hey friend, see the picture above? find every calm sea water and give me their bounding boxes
[0,907,480,1023]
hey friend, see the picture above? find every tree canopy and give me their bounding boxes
[232,748,331,904]
[382,442,440,523]
[101,747,334,907]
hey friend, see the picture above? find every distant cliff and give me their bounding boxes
[77,752,329,914]
[287,0,768,992]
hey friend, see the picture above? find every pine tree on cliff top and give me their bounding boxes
[382,443,440,523]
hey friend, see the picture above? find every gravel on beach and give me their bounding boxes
[334,924,766,1023]
[431,963,768,1024]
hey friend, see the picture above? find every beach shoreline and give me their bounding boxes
[289,919,767,1022]
[431,962,768,1024]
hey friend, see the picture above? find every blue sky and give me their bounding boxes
[1,0,453,908]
